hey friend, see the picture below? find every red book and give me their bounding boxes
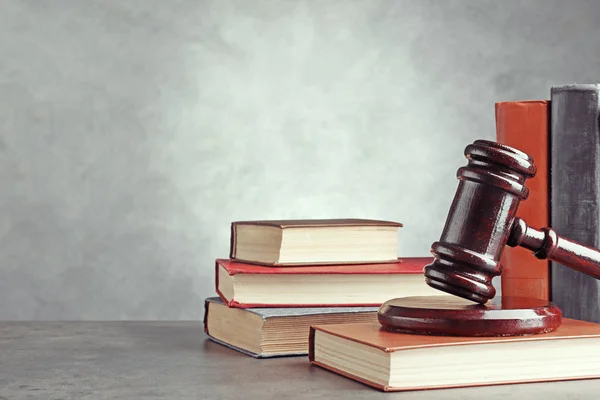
[215,258,441,308]
[495,101,550,300]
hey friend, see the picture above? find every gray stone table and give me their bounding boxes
[1,322,599,399]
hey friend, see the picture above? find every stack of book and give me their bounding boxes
[203,218,441,358]
[309,84,600,392]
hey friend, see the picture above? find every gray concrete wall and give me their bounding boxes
[1,0,599,319]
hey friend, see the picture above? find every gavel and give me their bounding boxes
[423,139,600,304]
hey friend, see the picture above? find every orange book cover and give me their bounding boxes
[495,101,549,299]
[309,319,600,391]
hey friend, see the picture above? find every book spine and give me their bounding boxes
[550,84,600,322]
[203,298,210,333]
[308,326,316,361]
[495,101,550,300]
[214,261,235,307]
[229,222,237,259]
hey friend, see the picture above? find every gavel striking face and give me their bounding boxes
[424,139,600,304]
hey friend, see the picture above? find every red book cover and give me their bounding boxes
[214,257,435,308]
[495,101,549,300]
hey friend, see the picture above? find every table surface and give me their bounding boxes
[1,322,599,400]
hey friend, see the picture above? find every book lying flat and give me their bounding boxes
[203,297,378,358]
[309,320,600,392]
[229,219,403,266]
[215,257,442,308]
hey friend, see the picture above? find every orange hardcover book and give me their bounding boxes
[495,101,549,299]
[309,319,600,392]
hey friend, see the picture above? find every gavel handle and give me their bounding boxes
[508,218,600,280]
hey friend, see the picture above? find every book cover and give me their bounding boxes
[550,84,600,322]
[204,296,379,321]
[217,258,428,276]
[231,218,404,229]
[495,100,550,299]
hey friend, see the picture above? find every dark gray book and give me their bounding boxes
[550,84,600,322]
[203,297,378,358]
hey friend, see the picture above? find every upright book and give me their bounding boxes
[203,297,378,358]
[215,258,441,308]
[309,319,600,392]
[495,100,550,300]
[550,84,600,323]
[229,219,403,266]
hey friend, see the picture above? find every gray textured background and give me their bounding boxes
[1,0,599,320]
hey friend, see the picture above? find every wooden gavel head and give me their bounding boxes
[423,140,536,304]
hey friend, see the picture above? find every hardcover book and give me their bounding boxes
[550,84,600,322]
[309,319,600,392]
[215,257,443,308]
[495,100,550,300]
[229,218,403,266]
[203,297,378,358]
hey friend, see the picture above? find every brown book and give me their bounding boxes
[229,218,403,266]
[309,319,600,392]
[495,101,550,299]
